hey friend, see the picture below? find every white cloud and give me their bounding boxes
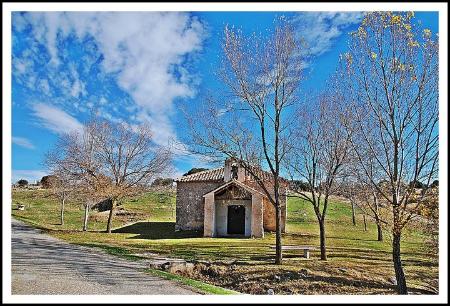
[12,169,48,184]
[70,79,82,98]
[12,12,29,32]
[32,103,83,135]
[136,111,179,147]
[13,58,31,75]
[38,79,51,95]
[99,97,108,105]
[293,12,363,57]
[12,137,35,150]
[19,12,206,147]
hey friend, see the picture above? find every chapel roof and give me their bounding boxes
[175,164,289,186]
[176,167,224,182]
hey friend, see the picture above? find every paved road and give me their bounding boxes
[11,219,199,295]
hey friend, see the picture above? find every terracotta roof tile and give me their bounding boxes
[175,161,289,186]
[176,168,224,182]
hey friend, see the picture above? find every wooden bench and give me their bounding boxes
[269,245,316,259]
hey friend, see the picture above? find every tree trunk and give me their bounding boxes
[83,204,89,231]
[363,215,367,231]
[393,232,408,294]
[106,199,115,233]
[376,221,383,241]
[60,197,65,226]
[374,194,382,241]
[319,219,327,260]
[351,201,356,226]
[275,202,283,265]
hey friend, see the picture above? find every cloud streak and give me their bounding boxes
[32,103,83,135]
[292,12,363,57]
[12,137,35,150]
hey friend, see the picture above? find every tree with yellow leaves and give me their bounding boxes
[340,12,439,294]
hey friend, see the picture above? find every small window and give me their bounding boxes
[231,163,238,179]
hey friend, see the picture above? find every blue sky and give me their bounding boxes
[11,11,438,183]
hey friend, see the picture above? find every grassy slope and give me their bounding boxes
[11,188,437,294]
[12,189,176,231]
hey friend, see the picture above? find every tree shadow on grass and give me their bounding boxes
[112,222,202,239]
[402,258,438,267]
[327,235,383,243]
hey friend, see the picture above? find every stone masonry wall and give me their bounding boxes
[175,181,223,231]
[243,180,287,232]
[262,195,287,232]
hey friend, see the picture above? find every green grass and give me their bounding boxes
[145,269,239,295]
[12,189,176,231]
[11,188,438,294]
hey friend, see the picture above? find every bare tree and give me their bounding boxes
[49,170,74,226]
[337,137,389,242]
[186,19,304,264]
[46,125,104,231]
[341,12,439,294]
[287,93,352,260]
[351,197,357,226]
[37,165,72,226]
[341,170,387,242]
[86,119,172,233]
[47,118,172,232]
[335,179,358,226]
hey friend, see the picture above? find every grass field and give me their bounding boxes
[11,188,438,295]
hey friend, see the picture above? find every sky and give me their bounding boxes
[11,11,439,183]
